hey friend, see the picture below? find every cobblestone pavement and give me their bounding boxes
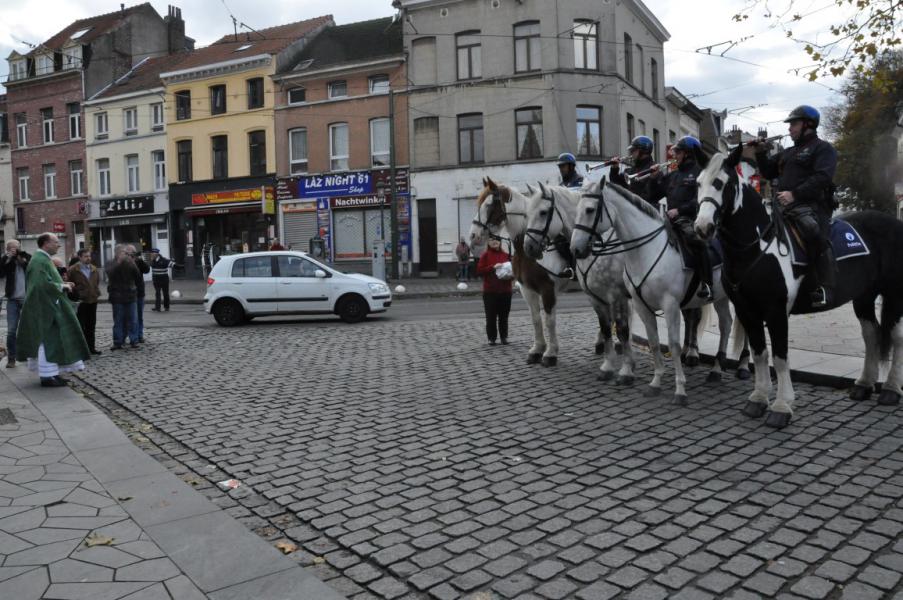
[73,311,903,600]
[0,381,206,599]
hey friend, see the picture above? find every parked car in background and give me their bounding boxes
[203,251,391,326]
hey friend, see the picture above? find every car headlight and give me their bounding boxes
[368,283,389,294]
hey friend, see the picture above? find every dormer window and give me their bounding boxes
[10,59,26,81]
[36,54,53,76]
[71,27,91,40]
[235,44,253,52]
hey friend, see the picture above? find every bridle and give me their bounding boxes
[472,188,525,242]
[525,186,568,249]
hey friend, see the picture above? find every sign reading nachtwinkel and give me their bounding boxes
[100,196,154,217]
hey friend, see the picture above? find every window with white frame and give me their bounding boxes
[43,164,56,199]
[514,22,541,73]
[97,159,111,196]
[68,103,81,139]
[368,75,389,94]
[152,151,165,190]
[10,59,26,81]
[329,123,349,171]
[15,113,27,147]
[41,108,54,144]
[574,21,598,70]
[370,118,390,166]
[17,168,30,201]
[95,112,108,138]
[328,81,347,98]
[288,88,306,104]
[69,160,83,196]
[289,128,308,174]
[63,45,81,70]
[126,155,139,192]
[124,107,138,135]
[36,54,53,75]
[151,102,164,130]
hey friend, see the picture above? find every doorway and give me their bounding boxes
[417,198,437,276]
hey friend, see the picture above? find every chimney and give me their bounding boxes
[164,5,187,53]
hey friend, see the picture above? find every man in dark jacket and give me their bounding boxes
[0,240,31,367]
[149,248,176,312]
[557,152,584,188]
[609,136,658,204]
[105,245,140,350]
[649,136,713,300]
[68,249,102,355]
[126,245,150,343]
[756,105,837,307]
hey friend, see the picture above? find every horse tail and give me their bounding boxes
[697,303,714,344]
[731,313,747,359]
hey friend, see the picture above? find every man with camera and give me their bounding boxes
[0,240,31,367]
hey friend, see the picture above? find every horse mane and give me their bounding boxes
[477,184,511,206]
[606,181,663,222]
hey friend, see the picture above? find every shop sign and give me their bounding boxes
[100,196,154,217]
[275,177,299,201]
[191,187,274,205]
[372,168,409,195]
[300,171,372,198]
[329,195,388,209]
[52,222,66,233]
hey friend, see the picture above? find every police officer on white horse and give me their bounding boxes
[755,105,838,308]
[557,152,584,189]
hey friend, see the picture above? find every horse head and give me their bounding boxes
[470,177,504,246]
[695,144,743,240]
[571,179,610,259]
[523,182,562,259]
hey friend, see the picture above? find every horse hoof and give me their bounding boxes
[597,370,615,382]
[848,385,873,402]
[542,356,558,367]
[672,394,688,407]
[765,410,792,429]
[644,385,662,398]
[706,371,722,383]
[616,375,635,386]
[877,389,901,406]
[742,401,767,419]
[526,354,542,365]
[736,368,752,380]
[685,355,700,368]
[594,343,605,355]
[614,342,623,355]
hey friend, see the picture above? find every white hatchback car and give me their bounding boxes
[203,251,391,326]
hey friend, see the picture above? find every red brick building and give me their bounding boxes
[4,3,190,255]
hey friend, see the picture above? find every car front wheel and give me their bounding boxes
[212,298,244,327]
[337,294,368,324]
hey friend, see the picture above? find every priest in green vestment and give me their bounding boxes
[15,233,90,387]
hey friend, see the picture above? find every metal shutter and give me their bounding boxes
[282,209,318,252]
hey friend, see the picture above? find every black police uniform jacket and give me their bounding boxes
[649,159,701,219]
[609,156,656,203]
[755,131,837,209]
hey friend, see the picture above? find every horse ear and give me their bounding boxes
[538,181,548,196]
[525,183,535,195]
[725,144,743,168]
[487,176,498,191]
[482,177,487,187]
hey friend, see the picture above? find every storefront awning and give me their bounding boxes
[88,214,167,227]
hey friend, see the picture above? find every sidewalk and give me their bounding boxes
[0,367,345,599]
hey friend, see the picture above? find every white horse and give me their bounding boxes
[571,179,738,404]
[469,178,576,366]
[522,182,636,384]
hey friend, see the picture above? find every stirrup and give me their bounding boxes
[696,282,712,299]
[810,287,829,307]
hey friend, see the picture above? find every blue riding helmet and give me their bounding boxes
[784,105,820,128]
[673,136,701,152]
[557,152,577,166]
[628,136,654,153]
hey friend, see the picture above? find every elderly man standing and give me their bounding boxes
[106,244,141,350]
[0,239,31,368]
[68,249,102,355]
[15,233,90,387]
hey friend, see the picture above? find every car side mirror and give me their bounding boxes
[315,269,327,279]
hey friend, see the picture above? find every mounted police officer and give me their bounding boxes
[649,136,713,300]
[609,135,656,204]
[755,105,837,308]
[557,152,584,188]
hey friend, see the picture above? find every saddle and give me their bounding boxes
[785,219,870,267]
[675,234,724,272]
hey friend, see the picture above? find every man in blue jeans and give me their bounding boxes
[0,240,31,368]
[105,245,140,349]
[126,245,150,343]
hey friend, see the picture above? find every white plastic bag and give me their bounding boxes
[494,261,514,281]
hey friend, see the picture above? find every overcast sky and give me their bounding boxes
[0,0,846,139]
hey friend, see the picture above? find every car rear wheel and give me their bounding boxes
[337,294,368,324]
[212,298,244,327]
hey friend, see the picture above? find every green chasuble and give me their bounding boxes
[15,250,90,365]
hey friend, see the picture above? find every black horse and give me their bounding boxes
[694,144,903,428]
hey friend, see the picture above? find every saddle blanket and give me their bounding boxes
[788,219,870,267]
[678,237,724,272]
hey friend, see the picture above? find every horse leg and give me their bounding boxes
[682,308,701,367]
[594,302,616,381]
[635,302,664,397]
[850,297,880,401]
[707,298,733,384]
[764,313,794,429]
[615,304,636,386]
[665,300,689,406]
[521,287,546,364]
[540,288,559,367]
[878,298,903,406]
[742,318,771,419]
[736,345,752,380]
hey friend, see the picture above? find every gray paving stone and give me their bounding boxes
[208,566,345,600]
[790,576,835,599]
[0,566,47,600]
[43,581,154,600]
[491,573,536,598]
[839,582,884,600]
[575,580,621,600]
[742,571,785,596]
[814,560,858,582]
[857,565,901,590]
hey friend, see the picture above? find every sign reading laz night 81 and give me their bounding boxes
[100,196,154,217]
[300,171,372,198]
